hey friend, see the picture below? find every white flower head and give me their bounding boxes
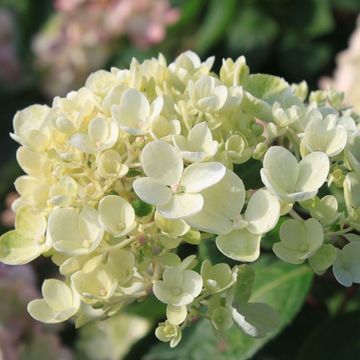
[188,75,240,113]
[70,117,118,154]
[111,88,163,135]
[11,104,51,151]
[153,266,203,306]
[98,195,136,237]
[48,206,104,255]
[333,242,360,287]
[260,146,330,203]
[173,122,218,162]
[273,218,323,264]
[300,113,348,157]
[133,141,226,219]
[28,279,80,323]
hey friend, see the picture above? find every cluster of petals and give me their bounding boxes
[1,50,360,348]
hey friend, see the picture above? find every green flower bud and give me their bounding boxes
[155,321,182,348]
[211,306,233,331]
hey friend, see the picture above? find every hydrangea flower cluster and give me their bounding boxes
[1,51,360,347]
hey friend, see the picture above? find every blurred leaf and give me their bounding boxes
[170,0,203,28]
[144,256,313,360]
[306,0,335,37]
[276,0,334,37]
[196,0,237,55]
[234,265,255,304]
[76,313,151,360]
[332,0,360,11]
[226,6,279,69]
[297,310,360,360]
[276,35,332,83]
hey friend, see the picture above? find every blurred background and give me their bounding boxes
[1,0,360,359]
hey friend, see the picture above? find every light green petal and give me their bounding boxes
[216,229,261,262]
[333,242,360,286]
[0,230,46,265]
[98,195,136,237]
[120,88,150,118]
[273,242,305,264]
[325,127,347,157]
[211,306,233,331]
[260,168,290,202]
[16,147,51,176]
[309,244,337,275]
[166,305,187,325]
[245,190,280,235]
[133,177,172,206]
[295,152,329,193]
[279,219,306,250]
[27,299,59,323]
[304,218,324,253]
[153,281,172,304]
[186,170,245,234]
[49,207,103,255]
[333,264,353,287]
[182,270,203,298]
[42,279,74,311]
[262,146,299,193]
[155,212,190,236]
[157,194,203,219]
[187,122,213,149]
[15,206,46,240]
[141,141,183,186]
[181,162,226,193]
[163,267,183,284]
[344,172,360,209]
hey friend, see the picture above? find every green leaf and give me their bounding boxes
[233,265,255,304]
[231,302,279,338]
[297,310,360,360]
[144,256,313,360]
[244,74,289,101]
[305,0,334,37]
[226,5,279,69]
[196,0,237,55]
[170,0,203,28]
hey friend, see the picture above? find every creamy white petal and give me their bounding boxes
[157,194,204,219]
[295,152,329,192]
[262,146,299,193]
[216,229,261,262]
[181,162,225,193]
[133,177,172,206]
[141,141,183,186]
[186,170,245,234]
[245,190,280,235]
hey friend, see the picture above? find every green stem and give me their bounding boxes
[326,227,353,237]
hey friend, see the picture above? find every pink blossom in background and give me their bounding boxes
[320,15,360,112]
[1,192,18,228]
[33,0,180,97]
[0,264,73,359]
[0,10,21,84]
